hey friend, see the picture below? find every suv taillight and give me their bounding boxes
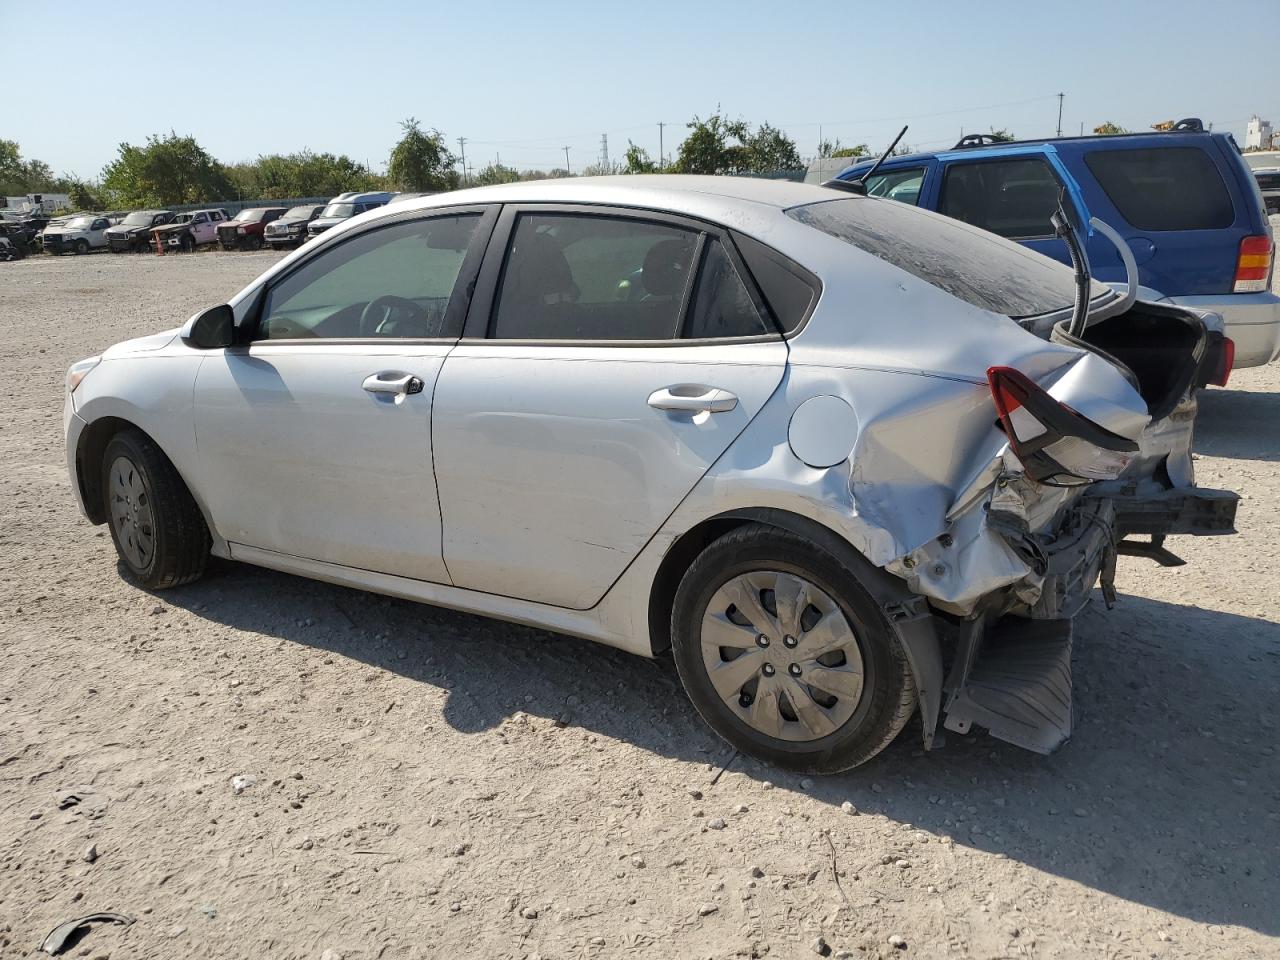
[1233,235,1273,293]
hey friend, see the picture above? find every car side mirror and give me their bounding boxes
[182,304,235,349]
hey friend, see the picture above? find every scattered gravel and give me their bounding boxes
[0,252,1277,958]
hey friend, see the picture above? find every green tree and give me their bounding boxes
[1093,121,1131,136]
[387,117,458,192]
[988,127,1015,142]
[817,138,870,159]
[673,112,749,174]
[474,163,520,185]
[100,132,236,206]
[68,179,102,210]
[744,122,802,172]
[623,141,657,174]
[673,111,802,175]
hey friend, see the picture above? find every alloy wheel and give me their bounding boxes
[700,570,865,742]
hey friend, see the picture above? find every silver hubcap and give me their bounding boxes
[700,570,865,742]
[109,456,154,570]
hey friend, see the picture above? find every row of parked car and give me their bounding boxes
[27,190,404,256]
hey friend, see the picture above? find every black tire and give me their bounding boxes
[101,429,210,589]
[248,235,262,251]
[180,234,195,253]
[671,524,916,774]
[74,239,90,255]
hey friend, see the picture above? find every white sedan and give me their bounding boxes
[64,176,1237,772]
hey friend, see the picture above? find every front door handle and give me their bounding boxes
[362,372,424,396]
[647,385,738,414]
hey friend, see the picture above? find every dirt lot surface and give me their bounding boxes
[1,250,1277,960]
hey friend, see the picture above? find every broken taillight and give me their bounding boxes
[1233,235,1273,293]
[987,366,1140,484]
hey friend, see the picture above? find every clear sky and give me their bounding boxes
[5,0,1277,179]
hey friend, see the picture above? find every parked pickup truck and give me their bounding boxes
[41,213,116,254]
[263,204,325,250]
[217,207,287,251]
[106,210,174,252]
[151,209,230,252]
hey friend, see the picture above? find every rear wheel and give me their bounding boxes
[671,524,916,773]
[102,429,210,589]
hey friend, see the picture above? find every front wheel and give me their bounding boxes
[671,525,917,774]
[74,239,90,255]
[102,429,210,589]
[180,234,195,253]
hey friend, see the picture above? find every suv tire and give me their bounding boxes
[671,524,916,773]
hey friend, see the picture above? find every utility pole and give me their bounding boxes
[600,133,609,172]
[1056,93,1064,138]
[457,137,468,185]
[563,146,571,175]
[658,123,665,170]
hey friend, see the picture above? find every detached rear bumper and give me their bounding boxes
[1101,484,1239,538]
[1166,292,1280,368]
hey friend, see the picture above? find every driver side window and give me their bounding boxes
[257,214,481,341]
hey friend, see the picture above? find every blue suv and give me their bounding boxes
[836,123,1279,367]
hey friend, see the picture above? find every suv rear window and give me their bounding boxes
[1083,147,1233,231]
[787,196,1107,318]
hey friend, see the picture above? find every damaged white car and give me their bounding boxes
[63,176,1240,772]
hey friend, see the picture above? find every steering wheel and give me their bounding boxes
[358,295,431,337]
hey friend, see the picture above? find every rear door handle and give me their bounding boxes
[647,385,738,414]
[362,373,424,396]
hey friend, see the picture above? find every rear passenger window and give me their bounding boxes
[1084,147,1233,230]
[734,232,819,333]
[492,213,697,340]
[940,158,1062,239]
[684,240,769,339]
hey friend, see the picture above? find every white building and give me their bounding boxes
[1246,115,1274,150]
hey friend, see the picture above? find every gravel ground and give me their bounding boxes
[1,249,1278,960]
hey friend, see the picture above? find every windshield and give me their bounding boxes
[285,206,315,219]
[787,196,1108,318]
[172,213,193,224]
[122,212,155,226]
[233,208,266,222]
[64,216,93,229]
[320,203,355,219]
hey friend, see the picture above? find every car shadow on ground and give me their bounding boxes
[165,560,1280,935]
[1195,386,1280,462]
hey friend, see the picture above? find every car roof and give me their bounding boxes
[387,175,841,221]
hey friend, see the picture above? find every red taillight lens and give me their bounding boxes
[986,365,1139,483]
[1212,337,1235,387]
[1234,235,1273,293]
